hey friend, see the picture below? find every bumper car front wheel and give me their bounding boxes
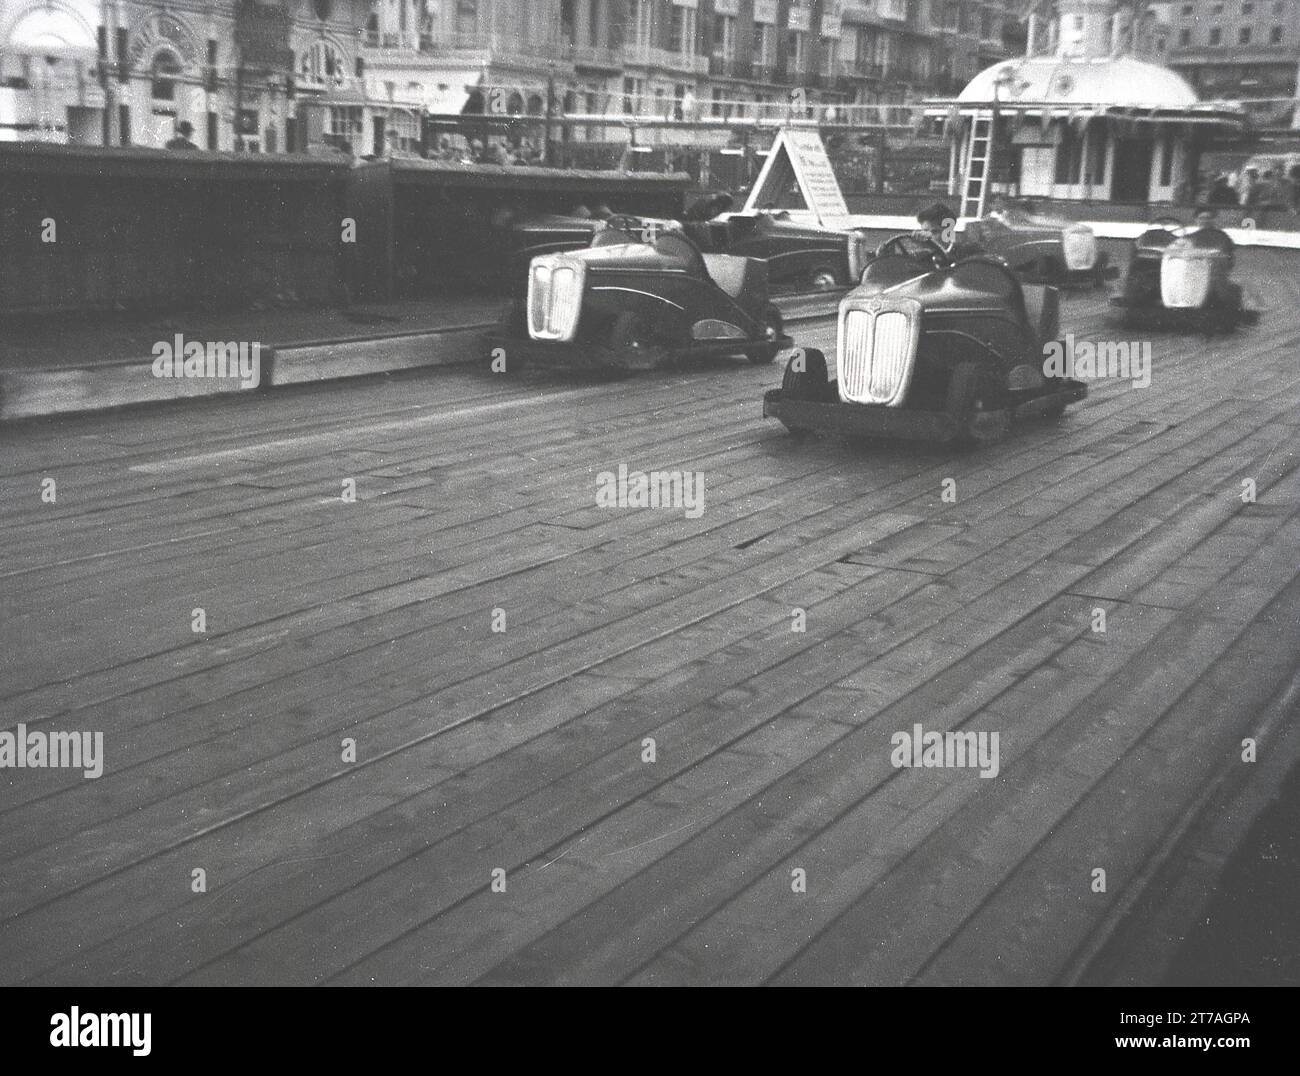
[780,348,834,401]
[609,311,670,369]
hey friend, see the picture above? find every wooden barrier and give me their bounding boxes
[0,143,348,317]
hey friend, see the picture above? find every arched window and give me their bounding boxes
[151,50,181,101]
[8,9,96,51]
[299,40,348,88]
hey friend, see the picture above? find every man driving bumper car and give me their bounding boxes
[914,202,986,266]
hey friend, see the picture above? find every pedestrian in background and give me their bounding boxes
[166,120,198,150]
[1237,166,1260,207]
[1207,174,1238,206]
[1255,169,1283,208]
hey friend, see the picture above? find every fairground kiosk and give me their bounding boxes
[930,0,1244,220]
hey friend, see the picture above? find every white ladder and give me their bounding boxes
[960,111,993,220]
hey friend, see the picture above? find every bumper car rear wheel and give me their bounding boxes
[947,362,1010,446]
[748,305,785,364]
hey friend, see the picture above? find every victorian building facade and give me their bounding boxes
[1,0,1038,150]
[0,0,388,151]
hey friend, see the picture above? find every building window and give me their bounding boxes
[1160,131,1175,186]
[755,25,775,68]
[1241,1,1253,12]
[623,76,643,114]
[389,109,419,153]
[822,38,838,75]
[455,0,477,36]
[300,41,348,88]
[1239,26,1251,44]
[1087,127,1106,185]
[1179,28,1191,44]
[325,105,363,146]
[790,30,806,71]
[151,50,180,100]
[670,4,696,54]
[628,0,652,47]
[714,15,736,59]
[1210,2,1224,12]
[1208,27,1221,45]
[1055,124,1083,185]
[1271,25,1283,43]
[1181,3,1193,13]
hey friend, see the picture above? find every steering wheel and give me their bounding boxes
[875,233,951,267]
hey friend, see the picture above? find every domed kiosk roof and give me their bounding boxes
[958,56,1199,109]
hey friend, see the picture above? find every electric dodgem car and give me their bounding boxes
[962,206,1113,288]
[763,235,1088,446]
[1109,212,1259,332]
[487,225,792,372]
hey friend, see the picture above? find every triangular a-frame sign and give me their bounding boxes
[743,126,850,229]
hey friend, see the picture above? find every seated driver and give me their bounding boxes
[1189,208,1234,253]
[914,202,984,263]
[1187,207,1237,305]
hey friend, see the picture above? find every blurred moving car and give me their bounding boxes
[961,201,1112,288]
[487,224,792,371]
[684,195,869,291]
[763,233,1087,446]
[1109,213,1259,332]
[494,195,867,295]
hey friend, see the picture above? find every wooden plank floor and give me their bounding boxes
[1,255,1298,985]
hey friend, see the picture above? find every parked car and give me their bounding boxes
[1109,216,1259,331]
[763,234,1087,446]
[487,225,792,371]
[960,205,1113,288]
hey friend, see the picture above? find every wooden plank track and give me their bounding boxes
[1,250,1298,985]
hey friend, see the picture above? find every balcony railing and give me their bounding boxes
[709,55,754,79]
[885,62,932,82]
[622,43,709,74]
[566,43,622,69]
[838,58,886,79]
[1169,44,1297,63]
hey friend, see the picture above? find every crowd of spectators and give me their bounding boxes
[429,133,545,166]
[1203,163,1300,211]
